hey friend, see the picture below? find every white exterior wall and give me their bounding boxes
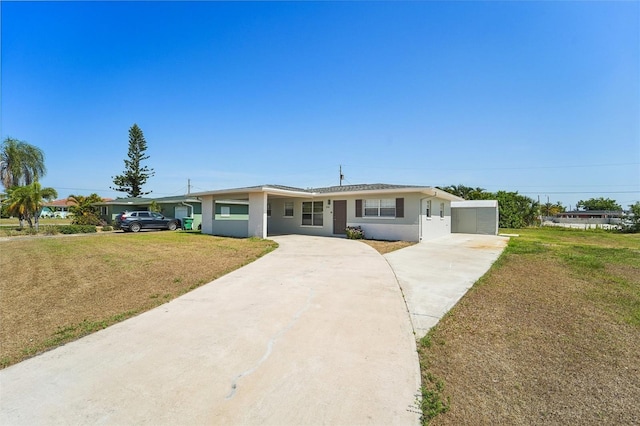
[268,193,450,242]
[200,196,214,235]
[202,191,453,242]
[347,193,421,242]
[268,197,333,237]
[248,192,268,238]
[420,198,452,241]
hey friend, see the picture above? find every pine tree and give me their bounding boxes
[111,124,155,197]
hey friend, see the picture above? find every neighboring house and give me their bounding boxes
[451,200,499,235]
[94,195,202,229]
[191,184,463,242]
[550,210,624,227]
[555,210,623,221]
[40,198,84,218]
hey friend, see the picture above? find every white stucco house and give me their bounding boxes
[191,183,463,242]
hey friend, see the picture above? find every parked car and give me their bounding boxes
[115,211,181,232]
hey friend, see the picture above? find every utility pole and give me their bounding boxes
[339,165,344,187]
[187,178,191,195]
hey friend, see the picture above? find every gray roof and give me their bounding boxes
[94,195,201,205]
[190,183,463,200]
[310,183,418,193]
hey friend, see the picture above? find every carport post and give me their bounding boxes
[248,192,268,239]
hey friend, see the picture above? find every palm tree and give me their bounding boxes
[439,184,488,200]
[5,182,57,230]
[68,193,103,225]
[1,138,46,191]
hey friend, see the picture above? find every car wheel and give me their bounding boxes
[168,221,178,231]
[130,222,142,233]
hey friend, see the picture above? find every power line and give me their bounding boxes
[346,162,639,172]
[518,191,638,195]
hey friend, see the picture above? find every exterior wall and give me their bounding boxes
[248,192,267,238]
[268,193,449,242]
[420,198,451,241]
[212,219,248,238]
[211,200,249,238]
[452,207,498,235]
[348,194,422,241]
[268,197,334,237]
[201,191,453,242]
[554,217,615,225]
[201,196,214,235]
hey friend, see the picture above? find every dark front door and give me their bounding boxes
[333,200,347,234]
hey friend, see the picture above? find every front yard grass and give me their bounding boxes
[419,227,640,425]
[0,231,277,368]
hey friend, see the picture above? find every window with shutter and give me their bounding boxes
[355,199,363,217]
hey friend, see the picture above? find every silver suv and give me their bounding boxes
[116,211,181,233]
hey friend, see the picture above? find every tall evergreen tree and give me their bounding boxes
[111,124,155,197]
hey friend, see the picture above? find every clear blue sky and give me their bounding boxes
[2,1,638,209]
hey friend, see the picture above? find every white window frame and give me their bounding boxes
[363,199,396,218]
[284,201,294,218]
[301,201,323,226]
[440,202,445,218]
[425,200,432,218]
[221,206,231,217]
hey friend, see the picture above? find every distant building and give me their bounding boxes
[550,210,624,228]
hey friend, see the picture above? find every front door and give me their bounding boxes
[333,200,347,234]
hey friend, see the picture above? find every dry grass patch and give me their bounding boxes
[0,232,277,368]
[419,228,640,425]
[361,239,416,254]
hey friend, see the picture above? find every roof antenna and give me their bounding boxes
[339,165,344,187]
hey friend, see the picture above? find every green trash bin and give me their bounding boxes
[182,217,193,230]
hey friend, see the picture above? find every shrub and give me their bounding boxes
[42,225,59,235]
[345,226,365,239]
[57,225,97,234]
[72,213,102,226]
[101,226,113,232]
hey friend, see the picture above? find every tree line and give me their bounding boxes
[438,184,637,231]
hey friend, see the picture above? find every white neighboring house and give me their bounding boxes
[191,183,463,242]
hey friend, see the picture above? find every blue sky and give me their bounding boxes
[2,1,638,209]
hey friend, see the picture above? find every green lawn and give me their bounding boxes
[418,227,639,425]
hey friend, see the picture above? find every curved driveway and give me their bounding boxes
[0,235,421,425]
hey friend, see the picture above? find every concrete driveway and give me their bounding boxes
[0,235,420,425]
[385,234,509,337]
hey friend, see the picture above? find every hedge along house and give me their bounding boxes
[94,195,202,229]
[191,184,463,242]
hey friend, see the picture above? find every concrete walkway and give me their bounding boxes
[385,234,509,337]
[0,235,420,425]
